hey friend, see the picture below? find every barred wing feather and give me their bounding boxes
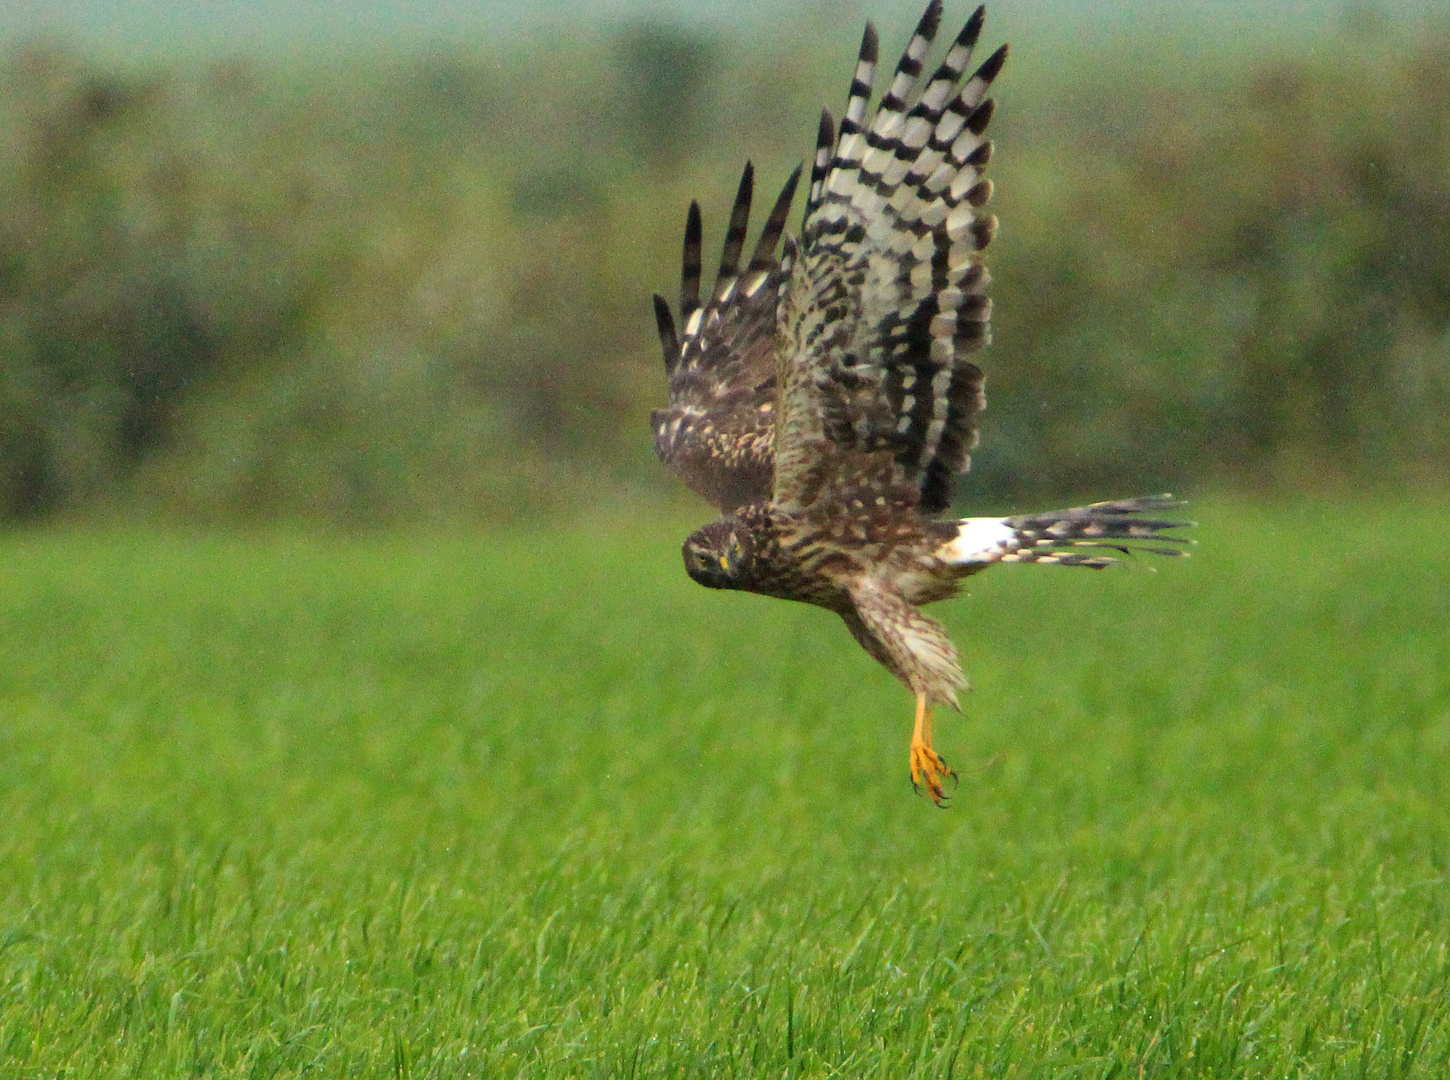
[651,164,801,514]
[774,1,1006,516]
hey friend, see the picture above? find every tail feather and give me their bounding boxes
[941,495,1194,568]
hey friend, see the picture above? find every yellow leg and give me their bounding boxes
[909,692,956,806]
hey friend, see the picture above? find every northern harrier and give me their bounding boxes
[650,2,1190,804]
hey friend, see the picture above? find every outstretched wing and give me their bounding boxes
[773,1,1005,516]
[651,164,801,514]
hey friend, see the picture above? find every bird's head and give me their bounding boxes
[682,519,753,590]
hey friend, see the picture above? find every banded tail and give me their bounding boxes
[940,495,1194,568]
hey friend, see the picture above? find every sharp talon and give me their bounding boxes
[909,696,953,806]
[910,745,953,806]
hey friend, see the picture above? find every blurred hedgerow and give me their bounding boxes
[0,19,1446,524]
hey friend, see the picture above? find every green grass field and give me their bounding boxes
[1,498,1448,1077]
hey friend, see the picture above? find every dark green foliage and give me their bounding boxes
[986,41,1450,497]
[0,25,1448,524]
[0,48,337,516]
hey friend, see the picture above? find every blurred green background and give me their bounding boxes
[1,0,1447,525]
[3,8,1449,1074]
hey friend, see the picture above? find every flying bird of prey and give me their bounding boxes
[650,2,1190,804]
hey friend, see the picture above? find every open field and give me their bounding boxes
[1,497,1448,1077]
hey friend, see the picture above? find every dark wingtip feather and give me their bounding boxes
[977,42,1008,83]
[652,293,678,372]
[804,110,836,220]
[966,97,995,136]
[681,201,703,319]
[737,160,756,201]
[748,163,802,273]
[860,21,880,65]
[816,109,836,156]
[962,5,986,45]
[714,161,755,299]
[916,0,945,42]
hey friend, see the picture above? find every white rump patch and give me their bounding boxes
[939,517,1018,565]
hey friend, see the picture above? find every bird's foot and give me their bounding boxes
[910,740,957,807]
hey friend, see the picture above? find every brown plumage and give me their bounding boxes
[651,2,1192,804]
